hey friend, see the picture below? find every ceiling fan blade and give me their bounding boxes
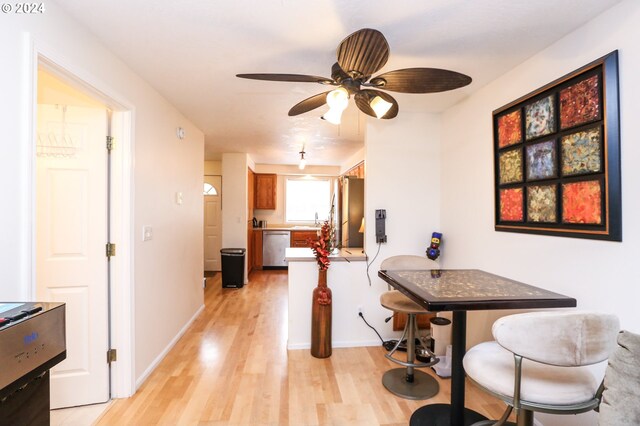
[337,28,389,79]
[288,91,332,116]
[355,89,398,119]
[236,73,333,84]
[369,68,472,93]
[330,62,350,83]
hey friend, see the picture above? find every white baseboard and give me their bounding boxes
[287,339,382,350]
[135,304,204,389]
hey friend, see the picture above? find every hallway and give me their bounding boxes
[96,270,505,425]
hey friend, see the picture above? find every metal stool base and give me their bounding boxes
[382,368,439,400]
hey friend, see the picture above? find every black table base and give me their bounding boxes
[409,404,487,426]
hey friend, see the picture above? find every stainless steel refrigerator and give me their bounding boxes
[340,177,364,248]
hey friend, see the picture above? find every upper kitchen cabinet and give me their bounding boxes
[255,173,277,210]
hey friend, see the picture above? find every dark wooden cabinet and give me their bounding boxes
[393,312,435,331]
[254,173,277,210]
[290,230,317,248]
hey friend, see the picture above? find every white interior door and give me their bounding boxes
[204,175,222,271]
[36,104,110,408]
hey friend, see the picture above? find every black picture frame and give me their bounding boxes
[493,51,621,241]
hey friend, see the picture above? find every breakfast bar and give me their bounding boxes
[286,247,368,349]
[378,269,576,426]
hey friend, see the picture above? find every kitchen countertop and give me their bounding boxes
[285,247,367,262]
[253,226,321,231]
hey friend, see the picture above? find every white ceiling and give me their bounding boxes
[55,0,621,166]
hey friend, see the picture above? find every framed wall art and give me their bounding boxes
[493,51,621,241]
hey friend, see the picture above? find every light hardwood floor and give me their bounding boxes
[96,270,507,425]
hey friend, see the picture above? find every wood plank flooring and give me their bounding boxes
[97,270,507,425]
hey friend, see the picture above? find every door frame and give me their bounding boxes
[204,174,223,272]
[22,33,135,398]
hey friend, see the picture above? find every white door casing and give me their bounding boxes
[204,175,222,271]
[36,104,110,408]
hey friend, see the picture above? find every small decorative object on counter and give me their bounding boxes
[426,232,442,260]
[308,207,336,358]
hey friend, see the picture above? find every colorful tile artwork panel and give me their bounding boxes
[527,185,557,223]
[499,149,523,184]
[497,110,522,148]
[562,180,602,224]
[525,95,556,140]
[526,140,556,181]
[561,128,602,176]
[560,75,600,130]
[500,188,524,222]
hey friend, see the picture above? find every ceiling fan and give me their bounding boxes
[237,28,472,124]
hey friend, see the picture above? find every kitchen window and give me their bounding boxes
[285,178,331,223]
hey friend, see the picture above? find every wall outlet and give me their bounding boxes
[357,305,363,314]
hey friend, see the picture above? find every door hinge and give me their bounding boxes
[106,242,116,258]
[107,348,117,364]
[106,136,114,152]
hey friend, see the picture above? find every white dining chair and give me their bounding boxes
[463,311,619,426]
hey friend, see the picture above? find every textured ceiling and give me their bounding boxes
[55,0,621,166]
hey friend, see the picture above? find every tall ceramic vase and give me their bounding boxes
[311,269,332,358]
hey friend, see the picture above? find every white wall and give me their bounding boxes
[0,1,204,390]
[339,147,365,175]
[364,112,442,338]
[440,1,640,424]
[288,259,372,348]
[221,153,249,249]
[204,160,222,175]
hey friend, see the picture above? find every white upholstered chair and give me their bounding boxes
[463,311,620,426]
[379,255,440,400]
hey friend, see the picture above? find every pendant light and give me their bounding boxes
[299,150,307,170]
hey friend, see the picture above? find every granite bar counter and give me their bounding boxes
[285,247,373,349]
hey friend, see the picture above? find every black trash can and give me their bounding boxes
[220,248,246,288]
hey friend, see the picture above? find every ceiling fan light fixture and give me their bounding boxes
[326,87,349,109]
[321,107,344,125]
[370,95,393,119]
[322,87,349,125]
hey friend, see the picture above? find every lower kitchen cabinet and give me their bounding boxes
[252,230,263,270]
[290,230,317,248]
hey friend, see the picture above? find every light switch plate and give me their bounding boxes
[143,226,153,241]
[175,192,183,205]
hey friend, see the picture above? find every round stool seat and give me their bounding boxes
[464,341,606,406]
[380,290,428,314]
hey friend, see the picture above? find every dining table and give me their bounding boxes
[378,268,577,426]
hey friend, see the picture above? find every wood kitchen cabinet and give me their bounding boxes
[290,230,317,247]
[393,312,435,331]
[254,173,277,210]
[253,230,263,269]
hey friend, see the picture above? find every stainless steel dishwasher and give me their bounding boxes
[262,230,290,268]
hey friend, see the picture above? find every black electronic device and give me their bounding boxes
[375,209,387,243]
[0,302,66,425]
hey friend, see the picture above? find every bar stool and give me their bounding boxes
[379,255,440,400]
